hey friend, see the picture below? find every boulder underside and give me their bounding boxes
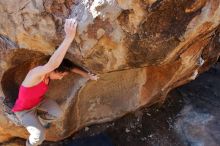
[0,0,220,142]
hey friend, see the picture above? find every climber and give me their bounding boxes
[12,18,98,146]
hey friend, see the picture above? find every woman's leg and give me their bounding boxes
[15,110,46,146]
[37,98,63,124]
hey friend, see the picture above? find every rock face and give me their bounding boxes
[0,0,220,142]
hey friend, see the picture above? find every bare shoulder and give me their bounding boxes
[22,66,44,87]
[26,66,44,78]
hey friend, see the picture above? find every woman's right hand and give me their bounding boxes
[64,18,77,40]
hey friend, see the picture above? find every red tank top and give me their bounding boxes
[12,81,48,112]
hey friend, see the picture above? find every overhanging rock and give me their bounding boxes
[0,0,220,142]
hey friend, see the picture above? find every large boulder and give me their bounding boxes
[0,0,220,142]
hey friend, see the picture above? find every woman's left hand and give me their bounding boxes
[64,18,77,40]
[88,73,99,81]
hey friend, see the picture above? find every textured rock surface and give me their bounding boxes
[73,63,220,146]
[174,64,220,146]
[3,62,220,146]
[0,0,220,142]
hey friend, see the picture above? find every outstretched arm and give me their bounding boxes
[31,18,77,77]
[71,68,99,80]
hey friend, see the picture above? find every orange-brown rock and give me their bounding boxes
[0,0,220,143]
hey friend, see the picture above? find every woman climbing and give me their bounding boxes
[12,18,98,146]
